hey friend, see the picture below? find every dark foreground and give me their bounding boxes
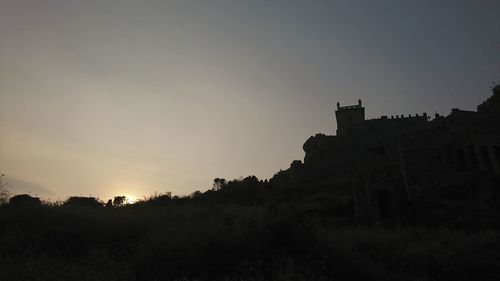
[1,191,500,281]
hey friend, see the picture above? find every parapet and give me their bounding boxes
[336,99,364,111]
[366,113,429,121]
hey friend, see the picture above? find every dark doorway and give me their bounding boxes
[377,189,392,219]
[456,148,466,169]
[468,145,478,168]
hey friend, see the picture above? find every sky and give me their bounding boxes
[1,0,499,201]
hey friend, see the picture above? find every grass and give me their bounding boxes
[1,199,500,281]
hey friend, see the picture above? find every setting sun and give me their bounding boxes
[107,180,143,205]
[125,195,137,204]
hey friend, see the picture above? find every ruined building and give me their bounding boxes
[277,86,500,224]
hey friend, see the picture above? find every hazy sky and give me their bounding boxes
[1,0,499,201]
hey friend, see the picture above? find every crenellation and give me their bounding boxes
[337,104,363,111]
[365,113,428,122]
[335,100,433,137]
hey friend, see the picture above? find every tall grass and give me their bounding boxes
[1,200,500,281]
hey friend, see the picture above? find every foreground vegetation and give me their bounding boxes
[1,175,500,280]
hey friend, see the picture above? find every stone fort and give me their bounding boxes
[275,86,500,224]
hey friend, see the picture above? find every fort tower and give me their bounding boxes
[335,99,365,136]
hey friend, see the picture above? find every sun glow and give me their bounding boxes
[107,180,144,205]
[125,195,137,204]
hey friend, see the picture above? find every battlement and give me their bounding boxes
[336,99,363,111]
[335,99,433,136]
[366,113,428,121]
[338,104,363,111]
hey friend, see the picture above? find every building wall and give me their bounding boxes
[335,106,365,136]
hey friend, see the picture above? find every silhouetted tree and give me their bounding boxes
[0,174,9,205]
[113,196,127,206]
[212,178,227,191]
[105,199,113,208]
[64,196,103,208]
[9,194,41,207]
[190,190,202,198]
